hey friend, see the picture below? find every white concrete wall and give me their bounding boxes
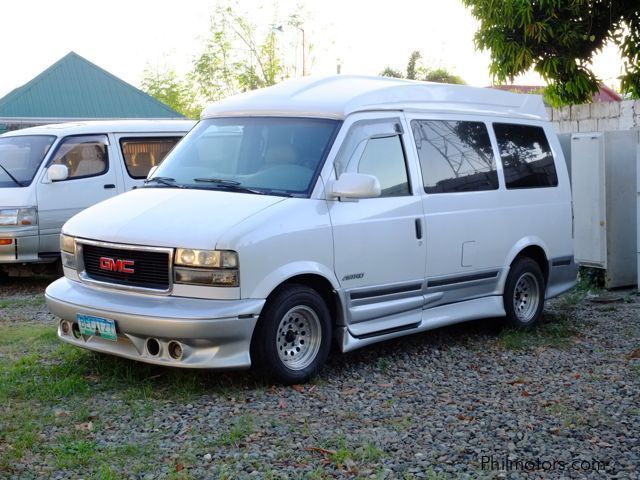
[549,100,640,133]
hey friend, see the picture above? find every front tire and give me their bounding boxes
[504,257,545,328]
[251,284,332,385]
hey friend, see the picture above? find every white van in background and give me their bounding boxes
[0,120,194,277]
[46,76,577,384]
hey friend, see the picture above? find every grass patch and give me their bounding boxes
[375,357,390,373]
[0,348,91,402]
[49,437,98,469]
[499,317,578,350]
[319,435,385,469]
[216,414,256,447]
[557,266,605,307]
[543,402,589,428]
[0,325,58,362]
[0,322,251,404]
[0,403,44,470]
[0,295,46,310]
[0,322,254,476]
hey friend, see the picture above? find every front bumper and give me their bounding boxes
[0,228,43,264]
[45,277,265,369]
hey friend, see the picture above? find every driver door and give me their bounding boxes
[37,134,120,254]
[327,114,426,337]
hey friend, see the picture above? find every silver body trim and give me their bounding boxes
[340,269,505,338]
[339,296,506,352]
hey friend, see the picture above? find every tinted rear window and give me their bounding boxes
[412,120,498,193]
[493,123,558,189]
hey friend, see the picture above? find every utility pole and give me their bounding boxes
[273,24,306,76]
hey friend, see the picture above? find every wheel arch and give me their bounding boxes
[511,245,549,285]
[505,238,550,286]
[263,273,342,330]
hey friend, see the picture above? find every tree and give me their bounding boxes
[192,2,288,103]
[141,65,200,119]
[425,68,465,85]
[462,0,640,106]
[379,67,403,78]
[380,50,465,84]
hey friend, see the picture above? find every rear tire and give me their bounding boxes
[251,284,332,385]
[504,257,545,328]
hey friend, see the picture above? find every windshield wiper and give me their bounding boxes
[0,162,23,187]
[143,177,185,188]
[194,177,241,186]
[193,177,264,195]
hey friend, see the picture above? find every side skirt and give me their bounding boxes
[338,295,506,353]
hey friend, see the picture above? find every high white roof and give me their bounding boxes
[1,119,195,137]
[202,75,548,121]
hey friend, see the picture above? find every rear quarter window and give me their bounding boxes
[493,123,558,189]
[411,120,498,194]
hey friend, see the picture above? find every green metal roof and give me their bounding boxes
[0,52,184,119]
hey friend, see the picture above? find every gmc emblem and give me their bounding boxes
[99,257,135,274]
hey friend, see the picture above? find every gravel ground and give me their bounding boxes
[1,276,639,479]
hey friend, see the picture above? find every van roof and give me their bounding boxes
[202,75,548,121]
[1,119,195,137]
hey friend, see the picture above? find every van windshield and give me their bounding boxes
[148,117,340,197]
[0,135,56,188]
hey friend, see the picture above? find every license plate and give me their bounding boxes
[77,314,117,342]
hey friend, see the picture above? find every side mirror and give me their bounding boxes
[46,164,69,183]
[147,166,158,179]
[329,173,381,199]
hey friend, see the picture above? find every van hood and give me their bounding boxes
[0,186,36,209]
[63,188,287,249]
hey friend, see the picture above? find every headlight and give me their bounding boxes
[0,207,37,226]
[60,234,77,269]
[175,248,238,268]
[174,249,239,287]
[60,234,76,254]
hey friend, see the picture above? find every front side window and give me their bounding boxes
[357,136,410,197]
[0,135,56,187]
[493,123,558,189]
[120,137,182,178]
[411,120,498,194]
[335,118,410,197]
[150,117,340,197]
[49,135,109,180]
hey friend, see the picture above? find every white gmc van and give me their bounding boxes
[0,120,193,277]
[46,76,577,384]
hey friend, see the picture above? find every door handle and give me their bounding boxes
[415,218,423,239]
[104,184,116,189]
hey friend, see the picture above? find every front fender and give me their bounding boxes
[248,261,340,300]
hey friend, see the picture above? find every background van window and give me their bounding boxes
[120,137,182,178]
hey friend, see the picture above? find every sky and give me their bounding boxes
[0,0,624,99]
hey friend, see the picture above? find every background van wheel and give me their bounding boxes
[251,284,332,385]
[504,257,545,328]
